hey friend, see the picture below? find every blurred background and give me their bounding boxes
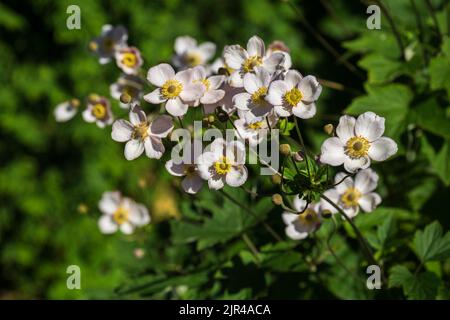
[1,0,449,299]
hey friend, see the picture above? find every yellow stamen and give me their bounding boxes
[345,136,370,159]
[121,52,138,68]
[92,103,107,119]
[132,122,149,140]
[214,156,232,175]
[251,87,268,105]
[113,206,129,225]
[243,56,262,73]
[185,52,202,67]
[341,188,362,208]
[161,79,183,99]
[284,88,303,107]
[298,208,320,227]
[248,121,264,130]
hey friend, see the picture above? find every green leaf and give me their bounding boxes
[421,136,450,186]
[343,31,401,59]
[411,98,450,139]
[346,84,413,139]
[358,54,405,84]
[413,221,450,262]
[429,37,450,98]
[377,214,396,249]
[389,265,440,300]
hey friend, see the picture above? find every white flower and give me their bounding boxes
[115,47,143,75]
[191,65,226,105]
[165,144,204,194]
[89,25,128,64]
[234,110,278,145]
[82,95,114,128]
[320,112,398,172]
[224,35,285,87]
[111,106,173,160]
[197,138,248,190]
[233,67,274,117]
[282,196,322,240]
[321,169,382,219]
[203,82,242,115]
[54,99,80,122]
[144,63,205,116]
[98,191,150,235]
[266,69,321,119]
[210,57,235,76]
[110,74,145,108]
[267,40,292,71]
[172,36,216,70]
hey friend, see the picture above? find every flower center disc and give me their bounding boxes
[121,52,137,68]
[214,156,232,175]
[251,87,268,105]
[162,80,183,99]
[298,208,320,227]
[243,56,262,73]
[345,136,370,158]
[341,188,362,208]
[284,88,303,107]
[185,53,202,67]
[132,122,149,140]
[113,207,129,225]
[92,103,107,119]
[248,121,264,130]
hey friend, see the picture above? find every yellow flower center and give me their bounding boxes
[248,121,264,130]
[121,52,138,68]
[243,56,262,73]
[161,79,183,99]
[298,208,320,227]
[185,52,202,67]
[113,206,129,225]
[284,88,303,107]
[92,103,107,119]
[341,188,362,208]
[345,136,370,159]
[201,79,211,91]
[214,156,232,175]
[132,122,149,140]
[251,87,268,105]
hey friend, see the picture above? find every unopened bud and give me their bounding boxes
[322,209,332,218]
[89,41,98,51]
[120,92,132,104]
[271,174,282,185]
[324,124,334,136]
[77,203,88,214]
[272,193,284,206]
[279,144,291,156]
[217,109,229,122]
[293,151,304,162]
[218,67,231,76]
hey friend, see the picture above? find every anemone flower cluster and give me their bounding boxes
[54,26,398,239]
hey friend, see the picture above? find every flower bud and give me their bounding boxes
[70,98,80,108]
[120,92,132,104]
[77,203,88,214]
[323,124,334,136]
[293,151,304,162]
[272,193,284,206]
[279,144,291,156]
[218,67,231,76]
[322,209,333,218]
[271,174,282,185]
[217,109,229,122]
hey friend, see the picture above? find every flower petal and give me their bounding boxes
[247,35,265,57]
[147,63,175,87]
[124,139,144,160]
[165,159,186,176]
[334,172,354,194]
[263,52,284,73]
[343,156,371,173]
[266,80,288,106]
[293,195,307,212]
[298,75,322,102]
[120,222,134,234]
[233,92,251,111]
[144,88,166,104]
[285,225,308,240]
[229,70,244,87]
[368,137,398,161]
[282,213,299,225]
[207,75,225,90]
[354,168,378,193]
[208,175,225,190]
[182,174,204,194]
[359,192,382,213]
[292,101,316,119]
[165,97,188,116]
[284,70,302,88]
[180,83,205,102]
[198,42,216,60]
[274,104,292,117]
[174,36,197,54]
[355,111,385,141]
[320,137,346,166]
[336,115,356,143]
[99,191,120,215]
[149,115,173,138]
[98,215,118,234]
[225,165,248,187]
[144,136,165,159]
[111,119,133,142]
[243,72,261,94]
[224,45,247,70]
[201,90,225,104]
[54,102,77,122]
[129,106,147,126]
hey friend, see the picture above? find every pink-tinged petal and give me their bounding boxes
[144,88,166,104]
[320,137,346,166]
[198,42,216,60]
[233,92,251,111]
[243,72,262,94]
[180,83,205,102]
[191,65,207,81]
[354,168,379,194]
[267,80,288,105]
[149,115,173,138]
[359,192,382,213]
[225,165,248,187]
[336,115,356,143]
[284,70,302,88]
[147,63,175,87]
[144,136,165,159]
[334,172,354,194]
[207,75,225,89]
[129,106,147,126]
[208,175,225,190]
[298,75,322,102]
[229,70,244,87]
[98,215,118,234]
[263,52,284,72]
[274,104,292,117]
[285,225,308,240]
[182,174,204,194]
[120,222,134,234]
[292,101,316,119]
[293,195,307,212]
[175,69,193,85]
[174,36,197,54]
[201,90,225,104]
[111,119,133,142]
[355,111,385,141]
[99,191,121,215]
[224,45,247,69]
[165,97,188,116]
[247,35,265,57]
[368,137,398,161]
[165,159,186,177]
[343,156,371,173]
[124,139,144,160]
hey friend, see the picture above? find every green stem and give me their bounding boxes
[293,116,311,178]
[425,0,443,40]
[242,233,261,264]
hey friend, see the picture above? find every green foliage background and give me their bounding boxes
[0,0,449,299]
